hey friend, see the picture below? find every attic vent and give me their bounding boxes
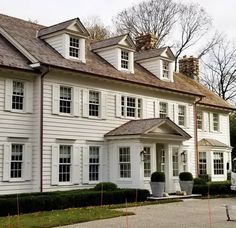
[135,33,158,52]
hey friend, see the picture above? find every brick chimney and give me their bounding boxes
[135,33,158,52]
[179,56,199,81]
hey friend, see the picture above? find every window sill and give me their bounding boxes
[58,182,74,186]
[5,109,29,114]
[88,116,102,120]
[57,113,74,117]
[9,178,28,182]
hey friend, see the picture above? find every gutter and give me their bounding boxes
[194,96,203,177]
[39,66,50,192]
[31,63,50,192]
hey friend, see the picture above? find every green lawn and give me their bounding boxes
[0,199,181,228]
[0,206,133,228]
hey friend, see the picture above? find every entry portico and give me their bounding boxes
[105,118,191,193]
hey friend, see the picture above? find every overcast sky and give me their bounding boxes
[2,0,236,40]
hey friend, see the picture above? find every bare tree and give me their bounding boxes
[83,16,110,41]
[113,0,179,47]
[173,3,212,70]
[201,40,236,101]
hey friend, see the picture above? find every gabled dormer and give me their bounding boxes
[135,47,175,82]
[38,18,90,63]
[91,34,136,73]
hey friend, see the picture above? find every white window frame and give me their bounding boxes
[121,50,129,70]
[178,105,186,127]
[159,102,168,118]
[213,113,219,132]
[89,146,100,182]
[121,96,142,119]
[89,90,100,117]
[3,142,32,182]
[143,147,151,178]
[69,36,80,59]
[172,147,179,177]
[10,143,24,180]
[59,145,72,183]
[163,61,169,79]
[199,151,207,175]
[197,111,203,130]
[213,152,224,175]
[59,86,72,114]
[119,147,131,179]
[5,79,33,113]
[12,80,25,111]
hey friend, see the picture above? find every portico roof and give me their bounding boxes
[105,118,191,140]
[198,138,230,148]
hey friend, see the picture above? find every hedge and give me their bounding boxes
[193,180,234,196]
[0,188,150,217]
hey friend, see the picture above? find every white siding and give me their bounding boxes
[96,48,118,69]
[0,72,40,194]
[41,72,197,191]
[45,34,65,57]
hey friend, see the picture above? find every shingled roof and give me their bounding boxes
[105,118,191,139]
[0,14,234,110]
[38,18,90,37]
[135,47,175,61]
[198,138,230,148]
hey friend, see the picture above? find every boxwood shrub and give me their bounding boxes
[94,182,118,191]
[0,188,150,217]
[193,180,233,196]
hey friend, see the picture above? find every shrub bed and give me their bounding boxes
[0,188,150,217]
[193,180,234,196]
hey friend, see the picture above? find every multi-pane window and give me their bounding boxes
[160,149,165,172]
[213,113,219,131]
[119,147,131,178]
[69,37,80,58]
[121,50,129,69]
[163,61,169,79]
[197,112,203,130]
[172,148,179,176]
[89,91,100,117]
[143,147,151,178]
[213,152,224,175]
[89,146,100,181]
[159,102,168,118]
[60,86,72,114]
[11,144,23,178]
[12,81,24,110]
[178,105,186,126]
[59,145,71,182]
[199,152,207,175]
[121,96,141,118]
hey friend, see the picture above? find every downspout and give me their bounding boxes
[40,66,50,192]
[194,96,203,177]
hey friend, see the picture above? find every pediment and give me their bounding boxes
[118,34,136,50]
[66,19,90,37]
[145,120,189,138]
[160,47,175,61]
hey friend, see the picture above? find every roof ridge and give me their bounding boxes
[38,17,77,32]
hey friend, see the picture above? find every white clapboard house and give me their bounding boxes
[0,14,234,195]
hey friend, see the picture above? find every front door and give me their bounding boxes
[156,143,165,172]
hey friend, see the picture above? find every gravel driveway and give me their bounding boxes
[60,198,236,228]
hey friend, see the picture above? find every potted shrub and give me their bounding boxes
[150,171,165,197]
[179,172,193,195]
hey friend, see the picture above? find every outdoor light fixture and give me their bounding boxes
[181,150,187,163]
[140,149,147,161]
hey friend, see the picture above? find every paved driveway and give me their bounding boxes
[61,198,236,228]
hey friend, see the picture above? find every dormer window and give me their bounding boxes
[69,37,80,58]
[38,18,89,63]
[121,50,129,69]
[163,61,169,79]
